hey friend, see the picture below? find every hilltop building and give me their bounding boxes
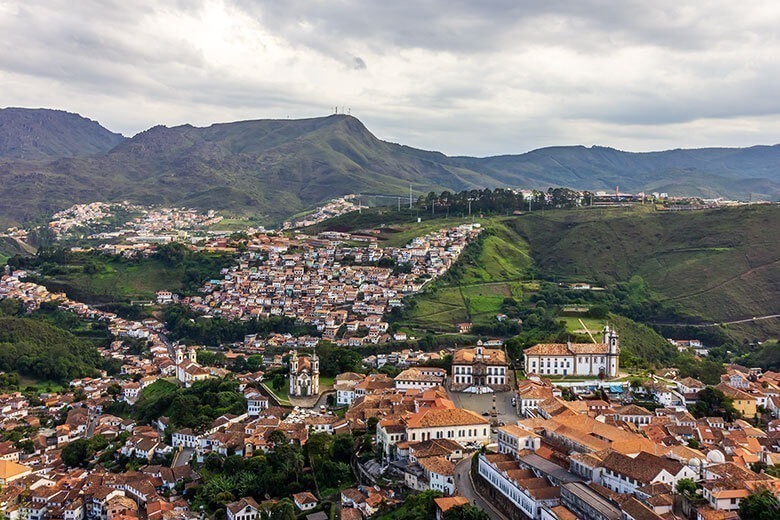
[289,352,319,397]
[451,344,510,393]
[523,325,620,378]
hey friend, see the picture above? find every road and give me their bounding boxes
[172,447,195,467]
[454,455,509,520]
[651,314,780,327]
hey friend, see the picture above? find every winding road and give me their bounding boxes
[651,314,780,327]
[454,455,510,520]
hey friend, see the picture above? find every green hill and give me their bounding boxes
[507,205,780,335]
[0,109,778,226]
[0,316,102,382]
[608,314,678,368]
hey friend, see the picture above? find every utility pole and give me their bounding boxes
[468,198,472,219]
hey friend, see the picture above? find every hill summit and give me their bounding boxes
[0,108,125,160]
[0,108,778,226]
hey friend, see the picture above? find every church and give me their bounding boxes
[289,351,320,397]
[523,326,620,378]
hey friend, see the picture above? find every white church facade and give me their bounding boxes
[289,352,320,397]
[523,326,620,378]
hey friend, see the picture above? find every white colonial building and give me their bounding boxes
[394,367,446,391]
[523,326,619,378]
[451,344,510,393]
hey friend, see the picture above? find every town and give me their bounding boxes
[0,201,778,520]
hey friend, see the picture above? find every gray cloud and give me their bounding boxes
[0,0,778,155]
[352,56,367,70]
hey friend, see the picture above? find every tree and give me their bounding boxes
[62,439,93,468]
[269,429,287,447]
[332,435,355,464]
[690,387,738,421]
[268,499,296,520]
[154,242,188,266]
[738,489,780,520]
[676,478,697,497]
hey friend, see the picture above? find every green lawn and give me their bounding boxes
[561,317,606,335]
[261,382,291,406]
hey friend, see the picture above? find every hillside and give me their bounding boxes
[0,108,124,159]
[0,236,34,264]
[0,109,778,226]
[0,316,102,382]
[508,205,780,335]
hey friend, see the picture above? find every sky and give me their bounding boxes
[2,0,779,156]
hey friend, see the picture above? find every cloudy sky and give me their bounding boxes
[2,0,779,156]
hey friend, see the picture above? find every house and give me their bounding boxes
[171,429,198,449]
[292,492,318,511]
[334,372,366,406]
[523,326,620,378]
[715,383,757,418]
[417,456,456,495]
[497,424,542,456]
[477,453,561,519]
[245,391,269,416]
[394,367,446,391]
[516,380,555,416]
[598,451,697,495]
[451,344,510,393]
[226,497,260,520]
[612,404,654,426]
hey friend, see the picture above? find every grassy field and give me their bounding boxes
[18,375,65,393]
[508,205,780,335]
[41,258,188,303]
[37,252,231,304]
[403,217,534,332]
[208,217,260,232]
[561,317,606,335]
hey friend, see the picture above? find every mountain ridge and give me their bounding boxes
[0,108,777,226]
[0,107,125,160]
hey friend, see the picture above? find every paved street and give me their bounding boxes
[454,455,509,520]
[172,447,195,467]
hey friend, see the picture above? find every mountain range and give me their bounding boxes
[0,107,778,226]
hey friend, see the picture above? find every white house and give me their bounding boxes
[226,497,260,520]
[417,456,456,495]
[599,451,697,495]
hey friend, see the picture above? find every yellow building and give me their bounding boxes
[715,383,757,418]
